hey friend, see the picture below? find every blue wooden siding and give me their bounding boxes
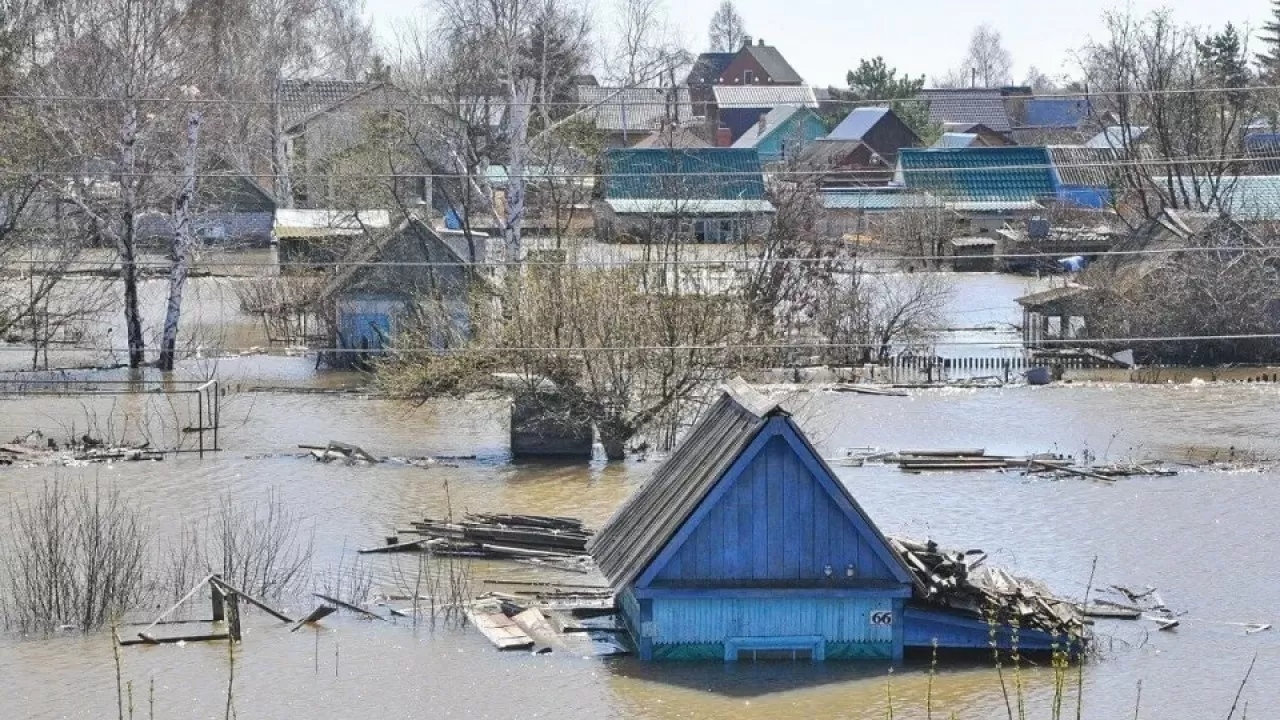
[756,114,829,163]
[648,433,902,586]
[902,607,1072,652]
[651,596,894,645]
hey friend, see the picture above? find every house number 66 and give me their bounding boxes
[870,611,894,626]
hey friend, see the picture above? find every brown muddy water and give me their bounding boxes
[1,273,1278,718]
[2,373,1279,719]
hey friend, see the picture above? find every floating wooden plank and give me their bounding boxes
[513,607,558,653]
[898,449,986,458]
[119,632,230,647]
[466,609,534,650]
[1080,603,1141,619]
[313,592,385,621]
[210,578,294,623]
[830,384,910,397]
[290,605,337,632]
[1029,459,1116,483]
[357,537,429,554]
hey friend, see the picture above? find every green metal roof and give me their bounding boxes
[602,148,768,202]
[898,147,1057,202]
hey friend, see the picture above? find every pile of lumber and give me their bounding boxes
[894,449,1068,472]
[363,513,593,561]
[887,449,1177,480]
[889,537,1083,637]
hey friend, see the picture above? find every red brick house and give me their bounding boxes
[718,39,804,86]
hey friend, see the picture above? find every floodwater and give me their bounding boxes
[2,272,1279,719]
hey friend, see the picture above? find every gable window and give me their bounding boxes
[744,69,754,84]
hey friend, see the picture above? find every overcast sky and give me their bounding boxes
[364,0,1271,87]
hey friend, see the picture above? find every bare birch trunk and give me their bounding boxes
[118,102,146,368]
[159,111,201,372]
[272,78,292,208]
[502,79,535,263]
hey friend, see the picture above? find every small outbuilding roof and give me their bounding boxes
[828,107,889,141]
[590,379,916,591]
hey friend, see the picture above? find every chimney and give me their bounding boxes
[757,111,768,135]
[742,35,752,48]
[715,127,733,147]
[758,38,765,46]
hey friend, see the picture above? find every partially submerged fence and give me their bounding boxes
[0,374,224,456]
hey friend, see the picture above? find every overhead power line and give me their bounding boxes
[3,83,1280,108]
[0,152,1276,181]
[2,333,1280,355]
[7,243,1280,270]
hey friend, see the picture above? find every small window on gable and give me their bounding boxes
[744,69,755,84]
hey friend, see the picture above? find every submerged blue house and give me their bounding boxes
[590,381,1080,662]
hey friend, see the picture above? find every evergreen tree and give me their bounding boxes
[1256,0,1280,80]
[834,57,937,143]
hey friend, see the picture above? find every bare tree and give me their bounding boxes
[607,0,683,86]
[937,24,1013,88]
[158,99,201,372]
[965,24,1013,88]
[1,481,149,634]
[874,206,956,269]
[1080,11,1256,224]
[381,261,744,460]
[707,0,746,53]
[814,271,952,364]
[1023,65,1058,92]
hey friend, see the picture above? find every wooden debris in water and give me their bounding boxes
[889,536,1083,638]
[383,513,596,566]
[290,605,337,632]
[303,440,381,464]
[829,384,910,397]
[314,593,385,621]
[466,607,534,650]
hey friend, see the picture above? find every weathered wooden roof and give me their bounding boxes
[589,379,780,589]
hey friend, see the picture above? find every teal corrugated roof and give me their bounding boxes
[898,147,1057,202]
[603,148,767,201]
[1159,175,1280,220]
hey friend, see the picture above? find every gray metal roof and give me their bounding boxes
[934,132,980,148]
[828,107,889,141]
[713,85,818,109]
[576,86,696,132]
[589,379,779,590]
[1047,145,1118,187]
[742,44,804,84]
[280,79,378,131]
[821,190,944,211]
[919,89,1012,133]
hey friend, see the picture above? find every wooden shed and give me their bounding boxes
[591,380,916,662]
[590,380,1079,662]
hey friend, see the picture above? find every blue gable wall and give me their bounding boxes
[638,417,911,590]
[753,112,828,163]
